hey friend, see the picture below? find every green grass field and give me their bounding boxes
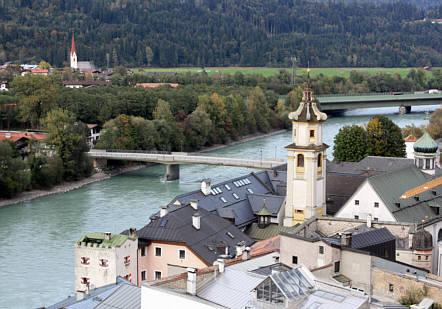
[132,67,439,78]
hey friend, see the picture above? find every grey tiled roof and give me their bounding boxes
[136,206,254,264]
[95,284,140,309]
[351,228,396,249]
[247,194,285,215]
[327,156,414,176]
[369,166,439,223]
[326,174,366,215]
[245,223,298,240]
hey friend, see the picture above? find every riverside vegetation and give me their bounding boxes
[0,69,441,198]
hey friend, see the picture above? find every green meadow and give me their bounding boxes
[133,67,438,78]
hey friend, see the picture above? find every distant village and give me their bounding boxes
[44,75,442,309]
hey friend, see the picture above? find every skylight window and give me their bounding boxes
[211,189,216,195]
[247,188,254,194]
[226,232,235,239]
[234,181,239,187]
[239,180,245,186]
[244,178,251,184]
[160,220,168,227]
[216,187,222,194]
[225,184,231,191]
[233,193,239,199]
[220,197,227,203]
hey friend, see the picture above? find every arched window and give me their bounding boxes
[297,154,304,167]
[318,154,322,168]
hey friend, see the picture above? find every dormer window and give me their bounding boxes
[414,196,419,201]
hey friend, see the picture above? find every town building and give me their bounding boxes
[135,83,179,88]
[405,134,417,159]
[0,130,47,158]
[128,202,254,284]
[413,131,439,175]
[63,81,110,88]
[74,230,138,300]
[0,81,9,91]
[87,124,101,148]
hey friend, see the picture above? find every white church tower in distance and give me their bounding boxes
[70,33,78,70]
[283,70,328,227]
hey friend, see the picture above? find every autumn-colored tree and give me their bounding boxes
[153,99,174,122]
[366,115,406,158]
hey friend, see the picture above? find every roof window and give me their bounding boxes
[414,196,419,201]
[233,193,239,199]
[247,188,254,194]
[220,197,227,203]
[226,232,235,239]
[160,220,168,227]
[225,184,231,191]
[216,187,222,194]
[395,202,400,208]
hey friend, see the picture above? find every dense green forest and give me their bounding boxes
[0,0,440,68]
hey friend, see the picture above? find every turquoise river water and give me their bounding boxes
[0,105,439,308]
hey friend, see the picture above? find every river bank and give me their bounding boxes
[0,129,287,208]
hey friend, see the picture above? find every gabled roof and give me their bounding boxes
[248,194,285,216]
[327,156,415,176]
[351,227,396,249]
[0,131,46,142]
[369,165,438,222]
[134,206,254,265]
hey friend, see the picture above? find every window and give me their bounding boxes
[354,215,359,219]
[425,159,430,169]
[297,154,304,168]
[318,154,322,167]
[414,196,419,201]
[395,202,401,208]
[355,200,359,205]
[310,130,315,138]
[319,246,324,254]
[99,258,108,267]
[247,188,254,194]
[374,202,379,208]
[224,184,231,191]
[124,256,131,265]
[389,284,394,292]
[334,261,340,273]
[141,271,146,281]
[155,247,162,257]
[374,217,379,222]
[418,255,421,261]
[294,129,296,136]
[292,256,298,264]
[141,247,146,257]
[80,257,90,265]
[418,158,423,168]
[220,197,227,203]
[425,256,429,261]
[81,277,90,285]
[179,249,186,260]
[154,271,162,280]
[256,279,284,304]
[232,193,239,199]
[296,209,304,214]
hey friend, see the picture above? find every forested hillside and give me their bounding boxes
[0,0,440,68]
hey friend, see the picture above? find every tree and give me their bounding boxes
[38,61,51,70]
[153,99,174,122]
[428,108,442,140]
[366,115,406,158]
[285,87,303,111]
[185,106,212,149]
[145,46,154,67]
[43,108,91,180]
[333,125,369,162]
[11,74,58,129]
[401,124,424,139]
[29,154,63,188]
[0,141,30,198]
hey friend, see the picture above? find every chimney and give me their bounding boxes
[272,255,280,264]
[186,268,197,295]
[201,179,211,196]
[366,214,372,228]
[273,168,278,177]
[340,232,352,247]
[236,241,246,257]
[104,232,112,241]
[190,200,198,210]
[160,205,168,218]
[217,258,226,273]
[242,247,251,261]
[129,227,136,237]
[192,212,201,230]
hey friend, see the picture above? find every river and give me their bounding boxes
[0,105,438,308]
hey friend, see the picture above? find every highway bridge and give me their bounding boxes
[87,150,284,180]
[317,92,442,113]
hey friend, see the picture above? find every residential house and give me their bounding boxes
[128,202,254,284]
[136,83,179,88]
[30,68,49,76]
[74,230,138,300]
[87,124,101,148]
[63,81,110,88]
[0,130,47,158]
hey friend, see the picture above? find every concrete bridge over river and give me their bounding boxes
[87,150,284,180]
[315,92,442,114]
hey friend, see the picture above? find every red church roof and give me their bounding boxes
[71,33,76,56]
[404,135,417,142]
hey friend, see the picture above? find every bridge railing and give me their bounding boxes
[104,149,172,155]
[316,91,414,98]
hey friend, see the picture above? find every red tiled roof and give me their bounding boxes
[0,131,47,142]
[136,83,179,88]
[404,135,417,142]
[31,69,48,74]
[71,33,76,55]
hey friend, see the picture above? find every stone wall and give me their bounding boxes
[372,267,442,304]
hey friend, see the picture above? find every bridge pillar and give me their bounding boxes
[93,158,107,170]
[166,164,180,181]
[399,105,411,114]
